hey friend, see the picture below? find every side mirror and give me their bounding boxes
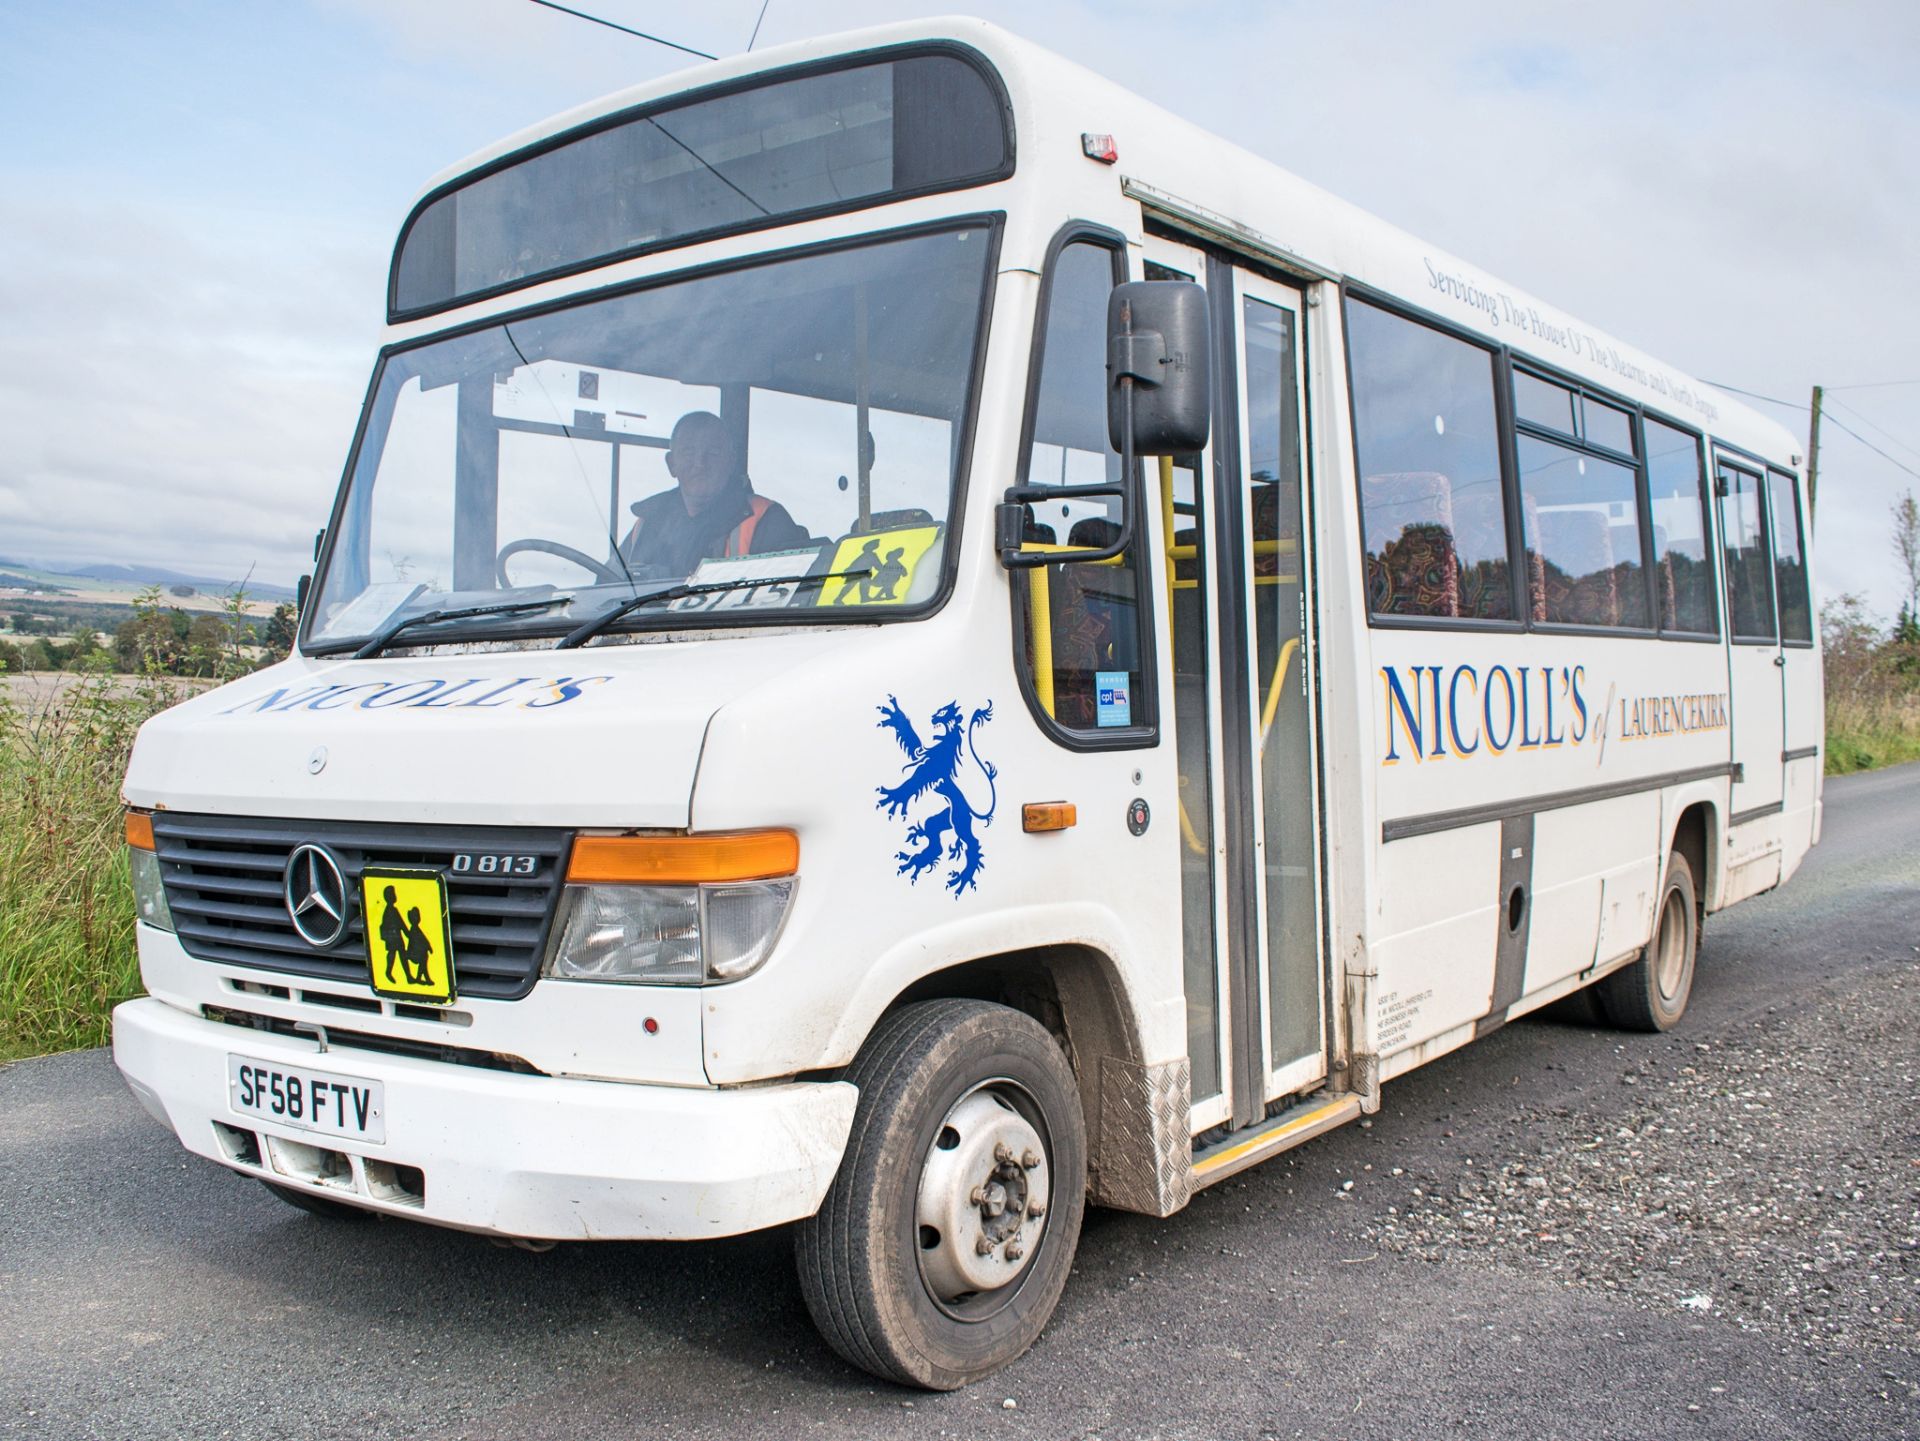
[994,279,1213,572]
[1107,281,1210,455]
[296,574,311,612]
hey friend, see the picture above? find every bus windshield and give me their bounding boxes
[306,223,994,654]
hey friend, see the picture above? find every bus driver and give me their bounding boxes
[621,410,810,575]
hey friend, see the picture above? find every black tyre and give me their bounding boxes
[795,999,1087,1390]
[1595,849,1698,1032]
[258,1179,371,1221]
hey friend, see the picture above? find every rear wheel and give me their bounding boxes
[795,999,1086,1390]
[1596,849,1698,1032]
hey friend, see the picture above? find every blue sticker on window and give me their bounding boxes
[1095,671,1131,728]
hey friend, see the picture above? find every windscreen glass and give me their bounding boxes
[309,226,992,651]
[393,53,1010,316]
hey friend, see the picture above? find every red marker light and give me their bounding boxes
[643,1017,660,1036]
[1081,132,1118,165]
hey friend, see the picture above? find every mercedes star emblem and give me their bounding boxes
[284,844,349,948]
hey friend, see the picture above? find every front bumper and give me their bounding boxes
[113,996,857,1241]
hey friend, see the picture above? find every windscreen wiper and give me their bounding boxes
[353,595,573,659]
[555,567,873,650]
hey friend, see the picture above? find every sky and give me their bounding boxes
[2,0,1917,621]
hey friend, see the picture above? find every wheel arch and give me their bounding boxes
[883,944,1193,1216]
[1668,798,1715,911]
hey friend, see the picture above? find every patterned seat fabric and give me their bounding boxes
[1362,472,1457,617]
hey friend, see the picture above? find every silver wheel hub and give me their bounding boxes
[916,1085,1050,1301]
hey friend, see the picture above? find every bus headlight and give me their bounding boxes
[128,849,175,933]
[546,831,798,986]
[546,880,794,985]
[125,810,174,933]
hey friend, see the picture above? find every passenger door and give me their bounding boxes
[1140,236,1326,1135]
[1717,456,1785,822]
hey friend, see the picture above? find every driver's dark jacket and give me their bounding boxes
[620,476,810,577]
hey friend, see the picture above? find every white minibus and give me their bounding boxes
[113,17,1821,1388]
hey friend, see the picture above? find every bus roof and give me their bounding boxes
[406,16,1800,469]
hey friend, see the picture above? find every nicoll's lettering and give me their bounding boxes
[1381,662,1589,765]
[1380,664,1732,765]
[218,675,612,716]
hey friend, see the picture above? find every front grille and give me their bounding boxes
[154,813,571,1001]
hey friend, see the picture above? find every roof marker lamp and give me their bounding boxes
[125,811,175,933]
[546,832,798,986]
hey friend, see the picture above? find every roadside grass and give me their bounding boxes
[0,668,186,1062]
[1824,693,1920,775]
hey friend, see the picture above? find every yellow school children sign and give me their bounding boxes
[816,525,941,607]
[362,867,456,1004]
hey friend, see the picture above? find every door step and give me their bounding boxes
[1191,1093,1363,1189]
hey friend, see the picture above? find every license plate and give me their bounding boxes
[228,1055,386,1144]
[361,865,457,1005]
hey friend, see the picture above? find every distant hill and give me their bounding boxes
[0,557,295,602]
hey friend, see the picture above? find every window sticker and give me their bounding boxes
[817,525,942,607]
[1095,670,1132,727]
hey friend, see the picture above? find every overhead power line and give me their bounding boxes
[1829,397,1920,469]
[1818,411,1920,484]
[523,0,715,60]
[1827,378,1920,391]
[748,0,773,51]
[1700,379,1804,410]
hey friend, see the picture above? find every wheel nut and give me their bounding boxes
[1004,1240,1024,1262]
[1027,1198,1045,1218]
[994,1142,1014,1164]
[975,1235,996,1256]
[969,1186,987,1206]
[1022,1149,1041,1170]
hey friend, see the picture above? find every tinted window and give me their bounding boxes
[1347,298,1511,621]
[1767,470,1812,643]
[393,53,1011,315]
[1517,435,1649,628]
[1014,240,1151,736]
[1644,419,1716,634]
[1719,463,1775,640]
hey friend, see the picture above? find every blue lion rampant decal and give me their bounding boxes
[875,695,999,896]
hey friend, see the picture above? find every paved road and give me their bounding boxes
[4,768,1916,1440]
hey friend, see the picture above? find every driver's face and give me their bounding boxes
[666,421,736,513]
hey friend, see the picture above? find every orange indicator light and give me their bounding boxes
[567,830,799,885]
[1021,802,1077,833]
[125,811,156,851]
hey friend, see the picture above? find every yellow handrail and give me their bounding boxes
[1260,636,1299,751]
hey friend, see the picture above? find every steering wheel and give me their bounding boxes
[496,538,627,588]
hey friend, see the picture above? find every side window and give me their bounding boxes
[1346,297,1512,622]
[1644,418,1717,635]
[1509,368,1650,630]
[1013,238,1153,739]
[1718,461,1776,641]
[1767,470,1813,644]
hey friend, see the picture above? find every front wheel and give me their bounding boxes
[795,999,1086,1390]
[1596,849,1698,1032]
